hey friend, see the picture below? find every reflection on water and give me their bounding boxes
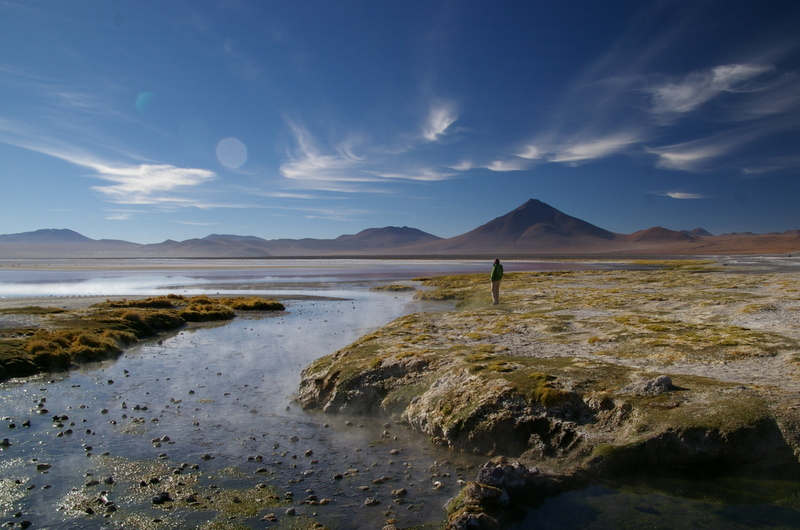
[511,478,800,529]
[0,258,625,298]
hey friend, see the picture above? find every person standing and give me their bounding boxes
[490,258,503,305]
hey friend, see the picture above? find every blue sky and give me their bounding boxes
[1,1,799,244]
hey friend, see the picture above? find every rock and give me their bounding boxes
[624,375,675,396]
[476,460,534,490]
[364,497,380,506]
[152,492,172,504]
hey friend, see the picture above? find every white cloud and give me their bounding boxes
[549,134,638,163]
[647,64,773,114]
[279,122,367,182]
[646,142,728,171]
[371,168,457,181]
[449,160,474,171]
[665,191,706,199]
[485,159,529,172]
[280,120,460,187]
[422,103,457,141]
[89,163,217,205]
[105,212,131,220]
[0,121,219,206]
[516,145,542,160]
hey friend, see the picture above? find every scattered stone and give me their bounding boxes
[151,491,172,505]
[365,497,380,506]
[624,375,675,396]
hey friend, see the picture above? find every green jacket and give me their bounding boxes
[491,263,504,282]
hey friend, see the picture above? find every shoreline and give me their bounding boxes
[295,264,800,528]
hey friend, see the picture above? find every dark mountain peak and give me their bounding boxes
[473,199,617,242]
[628,227,695,243]
[0,228,94,244]
[335,226,441,248]
[681,228,714,238]
[203,234,266,243]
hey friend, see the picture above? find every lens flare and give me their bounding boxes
[215,137,248,169]
[135,91,154,113]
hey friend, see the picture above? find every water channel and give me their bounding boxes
[1,259,799,529]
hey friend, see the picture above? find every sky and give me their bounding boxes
[1,0,799,244]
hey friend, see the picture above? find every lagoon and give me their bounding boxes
[2,259,799,528]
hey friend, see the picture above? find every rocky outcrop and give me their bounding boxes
[298,267,800,527]
[445,458,589,529]
[298,344,799,472]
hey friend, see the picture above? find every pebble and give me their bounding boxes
[152,491,172,505]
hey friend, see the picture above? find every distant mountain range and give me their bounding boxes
[1,199,798,258]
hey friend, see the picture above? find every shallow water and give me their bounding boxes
[1,285,488,528]
[2,259,800,528]
[510,477,800,529]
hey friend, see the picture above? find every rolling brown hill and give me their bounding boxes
[0,200,797,257]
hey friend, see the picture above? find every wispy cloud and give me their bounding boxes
[89,163,217,205]
[178,220,219,226]
[646,64,774,114]
[646,142,728,171]
[485,159,530,172]
[105,212,132,220]
[371,168,457,181]
[663,191,707,199]
[644,126,761,171]
[515,133,640,166]
[0,121,219,207]
[279,121,366,182]
[550,134,639,163]
[422,102,457,141]
[279,119,460,187]
[516,145,543,160]
[449,160,474,171]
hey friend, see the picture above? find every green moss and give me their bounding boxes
[0,293,287,381]
[372,284,416,292]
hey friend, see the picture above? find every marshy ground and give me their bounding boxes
[296,259,800,526]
